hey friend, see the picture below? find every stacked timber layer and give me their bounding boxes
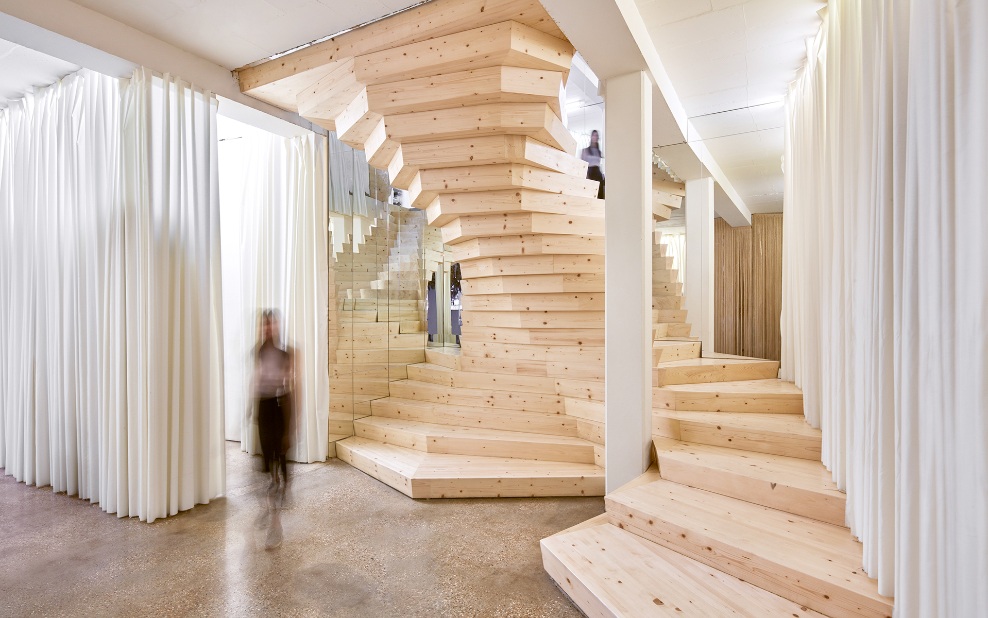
[540,240,895,615]
[238,0,604,496]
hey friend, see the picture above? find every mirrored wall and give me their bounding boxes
[326,135,453,450]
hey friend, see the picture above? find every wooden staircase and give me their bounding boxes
[336,347,604,498]
[540,235,895,616]
[236,0,609,497]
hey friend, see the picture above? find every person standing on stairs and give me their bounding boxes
[581,129,605,200]
[450,263,462,346]
[251,309,297,549]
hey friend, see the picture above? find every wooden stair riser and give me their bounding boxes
[354,418,595,463]
[388,380,565,414]
[371,397,579,437]
[653,381,804,414]
[652,341,702,364]
[654,359,780,386]
[652,411,823,460]
[654,440,846,527]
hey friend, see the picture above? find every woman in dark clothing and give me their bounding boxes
[252,310,295,548]
[581,129,605,200]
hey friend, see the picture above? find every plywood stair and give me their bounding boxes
[540,232,894,616]
[237,0,609,497]
[336,348,605,498]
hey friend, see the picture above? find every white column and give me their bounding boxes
[604,71,652,492]
[684,177,715,353]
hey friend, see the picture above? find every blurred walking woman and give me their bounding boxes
[253,310,296,499]
[581,129,605,199]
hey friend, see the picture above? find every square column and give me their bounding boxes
[604,71,652,491]
[684,177,715,353]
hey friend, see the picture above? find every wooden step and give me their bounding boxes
[652,409,822,460]
[653,438,845,526]
[606,479,893,618]
[429,188,602,227]
[388,379,565,413]
[653,322,692,338]
[542,522,827,618]
[370,397,578,437]
[651,309,688,323]
[407,362,560,394]
[424,347,461,370]
[354,416,594,463]
[457,253,604,278]
[654,357,779,386]
[450,233,605,261]
[336,436,604,498]
[652,340,701,364]
[651,295,683,309]
[653,282,683,296]
[654,379,803,414]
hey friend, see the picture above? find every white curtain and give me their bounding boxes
[0,68,225,522]
[781,3,988,615]
[219,121,329,463]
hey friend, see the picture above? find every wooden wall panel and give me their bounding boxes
[714,213,783,361]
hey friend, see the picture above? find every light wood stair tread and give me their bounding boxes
[655,438,839,489]
[653,410,821,438]
[606,478,893,618]
[542,522,827,618]
[654,379,804,414]
[653,437,846,526]
[659,379,801,395]
[655,357,777,369]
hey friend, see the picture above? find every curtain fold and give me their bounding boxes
[781,2,988,615]
[219,121,329,463]
[0,68,224,522]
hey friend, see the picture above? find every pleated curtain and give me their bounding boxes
[781,2,988,615]
[0,68,225,522]
[219,123,329,463]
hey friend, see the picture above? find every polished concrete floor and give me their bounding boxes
[1,443,603,617]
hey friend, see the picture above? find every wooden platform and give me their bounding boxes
[336,437,604,498]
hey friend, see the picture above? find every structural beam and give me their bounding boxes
[603,70,652,491]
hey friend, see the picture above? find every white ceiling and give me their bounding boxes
[66,0,424,70]
[636,0,824,213]
[0,37,80,107]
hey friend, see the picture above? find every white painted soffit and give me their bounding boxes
[0,0,319,135]
[0,36,79,107]
[540,0,752,226]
